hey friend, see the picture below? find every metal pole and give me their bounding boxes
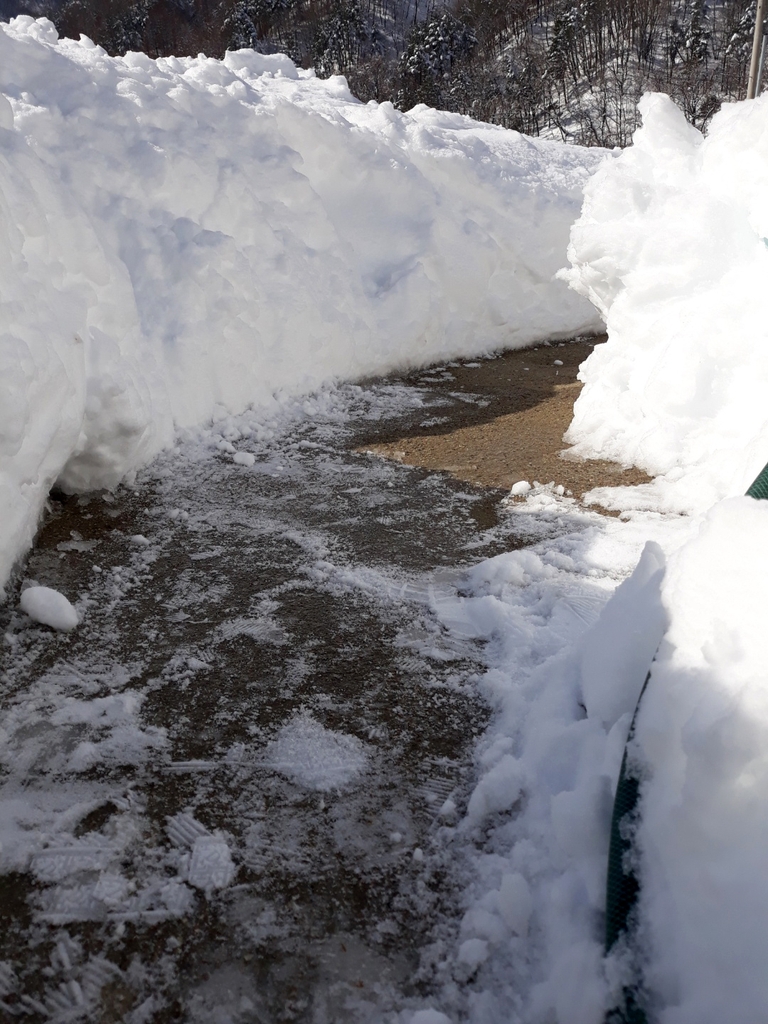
[758,31,768,96]
[748,0,767,99]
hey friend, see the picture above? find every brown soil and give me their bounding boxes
[357,336,651,499]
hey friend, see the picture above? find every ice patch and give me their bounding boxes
[268,714,367,791]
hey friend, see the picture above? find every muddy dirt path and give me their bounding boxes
[360,336,649,496]
[0,336,639,1024]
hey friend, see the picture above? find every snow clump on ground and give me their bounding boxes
[19,585,79,631]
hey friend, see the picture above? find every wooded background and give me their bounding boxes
[2,0,757,144]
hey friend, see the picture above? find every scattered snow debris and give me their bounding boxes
[57,537,98,553]
[268,714,367,791]
[19,586,78,631]
[510,480,532,496]
[0,961,17,999]
[214,614,286,646]
[32,840,117,883]
[187,836,235,892]
[166,813,210,849]
[189,548,224,561]
[232,452,256,467]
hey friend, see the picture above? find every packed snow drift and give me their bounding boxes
[565,91,768,513]
[445,481,768,1024]
[628,496,768,1024]
[503,89,768,1023]
[0,15,603,592]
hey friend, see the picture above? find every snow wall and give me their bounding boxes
[628,497,768,1024]
[563,93,768,1022]
[0,15,603,593]
[565,91,768,513]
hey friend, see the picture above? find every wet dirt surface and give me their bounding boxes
[359,336,650,496]
[0,339,635,1023]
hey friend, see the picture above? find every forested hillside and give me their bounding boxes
[0,0,758,145]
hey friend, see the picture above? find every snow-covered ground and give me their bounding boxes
[3,11,768,1024]
[0,15,602,594]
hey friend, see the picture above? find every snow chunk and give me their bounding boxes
[510,480,532,496]
[268,714,367,791]
[465,754,523,825]
[232,452,255,467]
[19,586,78,631]
[458,938,489,969]
[187,836,235,892]
[409,1011,452,1024]
[579,539,667,729]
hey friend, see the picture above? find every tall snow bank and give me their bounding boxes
[629,496,768,1024]
[564,92,768,512]
[0,16,602,591]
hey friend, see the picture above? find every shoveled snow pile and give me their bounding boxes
[440,481,768,1024]
[628,496,768,1024]
[0,15,603,594]
[427,501,689,1024]
[441,91,768,1024]
[564,91,768,513]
